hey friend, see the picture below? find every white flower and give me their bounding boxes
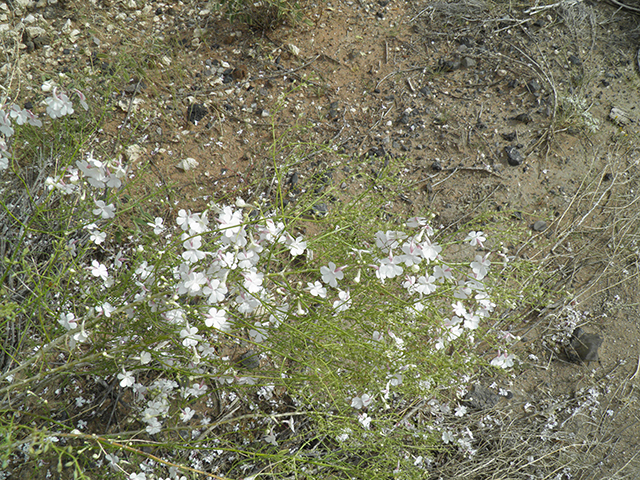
[442,430,455,444]
[92,200,116,219]
[471,253,491,280]
[406,216,429,228]
[285,234,307,256]
[182,235,206,263]
[455,405,468,417]
[180,325,201,347]
[414,275,437,295]
[351,393,372,409]
[358,412,372,429]
[420,238,442,262]
[333,289,352,313]
[58,312,77,330]
[465,231,486,248]
[306,281,327,298]
[374,230,407,252]
[180,407,195,422]
[147,217,165,234]
[491,352,515,369]
[204,307,229,330]
[117,369,135,388]
[45,87,74,119]
[243,269,264,293]
[320,262,344,288]
[129,472,146,480]
[89,260,108,281]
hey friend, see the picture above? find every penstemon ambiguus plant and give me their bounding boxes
[1,84,522,478]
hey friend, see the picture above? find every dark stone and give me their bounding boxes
[568,54,582,66]
[311,203,328,217]
[603,173,613,181]
[511,113,532,124]
[568,328,603,364]
[439,58,461,72]
[505,146,524,166]
[432,160,443,171]
[463,384,511,410]
[419,86,431,96]
[187,103,208,124]
[238,351,260,370]
[526,79,541,93]
[501,132,517,142]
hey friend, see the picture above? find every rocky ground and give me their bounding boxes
[3,0,640,477]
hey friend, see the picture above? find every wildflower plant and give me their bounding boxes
[0,85,545,478]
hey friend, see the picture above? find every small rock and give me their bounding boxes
[311,203,328,217]
[237,350,260,370]
[187,103,208,124]
[439,58,460,72]
[461,57,476,68]
[463,384,512,410]
[504,146,524,166]
[419,86,431,96]
[568,54,582,66]
[431,160,443,171]
[609,106,632,126]
[568,328,603,364]
[532,220,547,232]
[526,79,541,93]
[511,113,532,124]
[175,157,199,172]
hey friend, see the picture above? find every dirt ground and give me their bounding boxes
[4,0,640,476]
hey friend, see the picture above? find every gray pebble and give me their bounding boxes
[532,220,547,232]
[569,328,603,364]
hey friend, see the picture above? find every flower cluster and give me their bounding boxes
[0,85,87,171]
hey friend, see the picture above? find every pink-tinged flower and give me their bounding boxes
[204,307,229,330]
[45,87,74,119]
[433,263,453,283]
[182,235,206,263]
[414,275,437,295]
[242,269,264,293]
[73,89,89,110]
[420,238,442,262]
[374,230,407,252]
[117,369,135,388]
[9,104,28,125]
[180,324,201,347]
[333,289,352,313]
[306,281,327,298]
[203,277,228,304]
[465,230,486,248]
[491,351,515,369]
[406,216,429,228]
[284,233,307,257]
[401,239,423,267]
[92,200,116,219]
[0,110,14,137]
[321,262,345,288]
[89,260,108,281]
[351,393,372,409]
[471,253,491,280]
[374,251,403,283]
[58,312,77,330]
